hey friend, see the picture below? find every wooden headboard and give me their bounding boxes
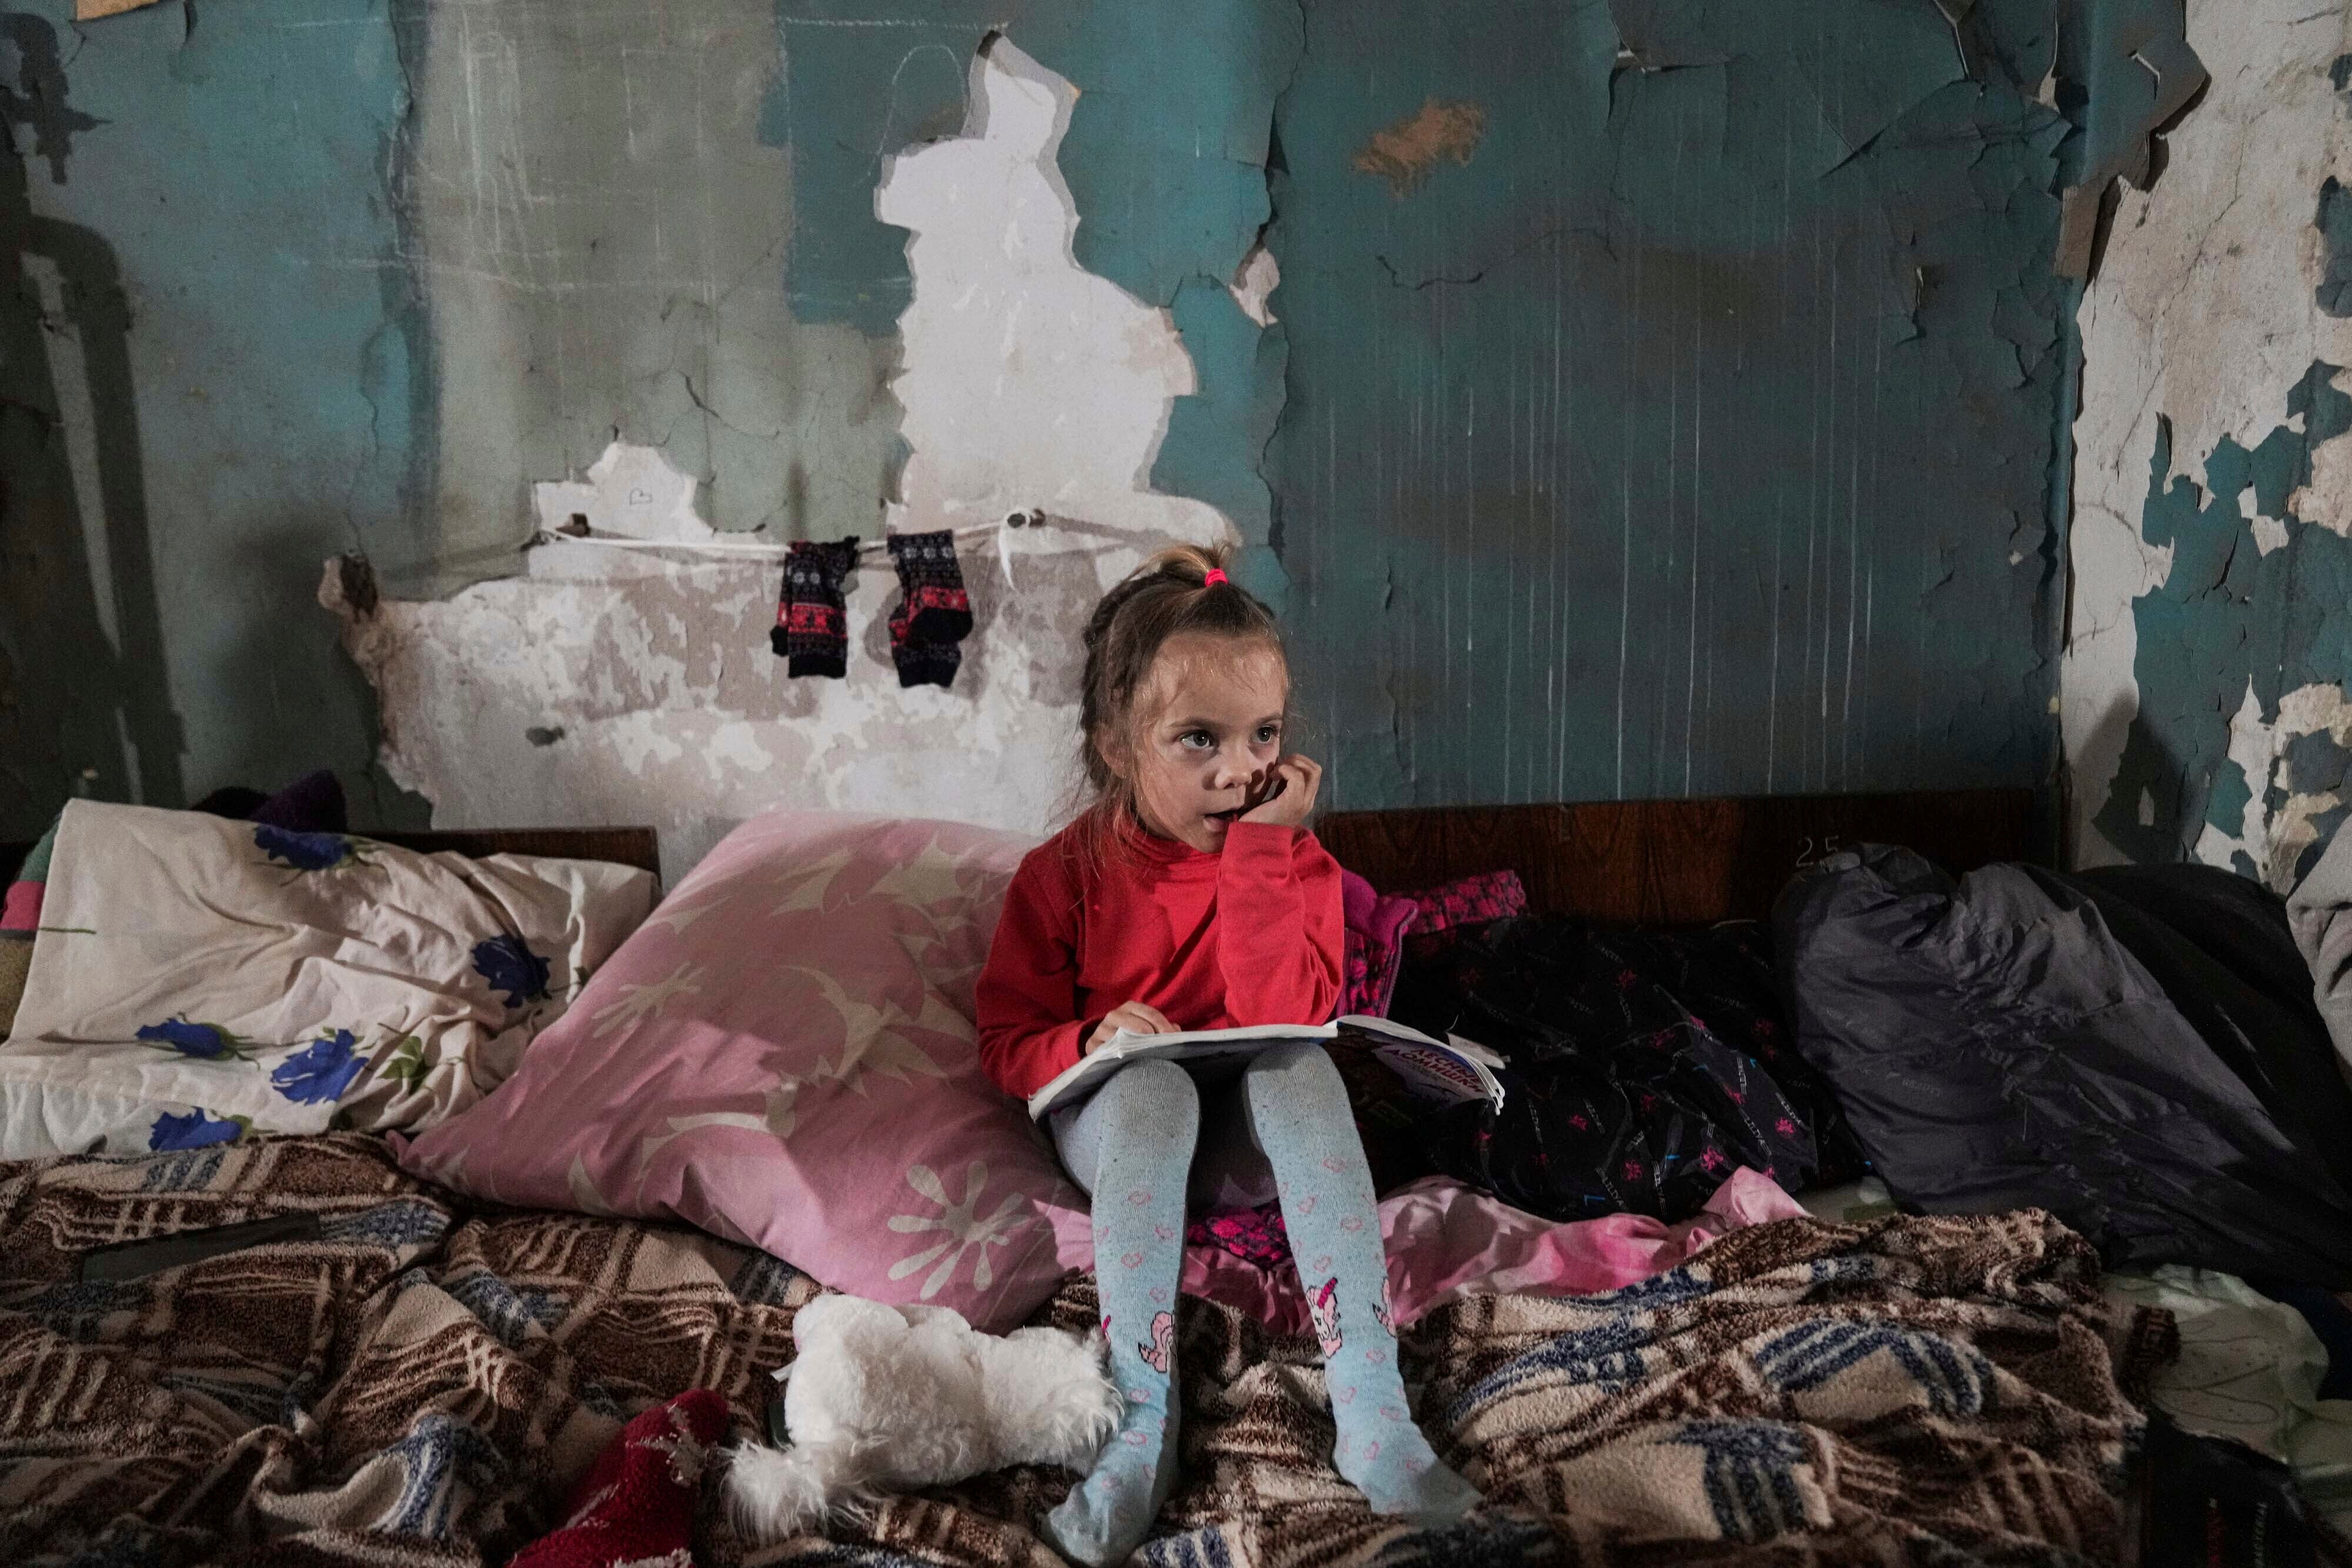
[1317,788,2038,925]
[1,826,663,886]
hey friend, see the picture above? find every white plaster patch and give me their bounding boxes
[532,440,716,543]
[2233,472,2292,555]
[2190,678,2352,891]
[2291,368,2352,536]
[879,39,1228,549]
[700,720,775,778]
[1230,242,1280,328]
[2278,681,2352,746]
[2062,0,2352,865]
[338,38,1239,881]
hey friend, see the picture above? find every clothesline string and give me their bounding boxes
[527,513,1042,565]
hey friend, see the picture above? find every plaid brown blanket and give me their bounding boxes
[1,1135,2159,1567]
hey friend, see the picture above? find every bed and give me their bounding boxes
[0,790,2268,1567]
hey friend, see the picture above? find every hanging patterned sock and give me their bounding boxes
[1242,1042,1482,1522]
[1043,1060,1198,1567]
[772,536,858,677]
[885,597,960,688]
[770,557,799,660]
[886,530,973,689]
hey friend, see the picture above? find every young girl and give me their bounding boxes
[976,544,1479,1565]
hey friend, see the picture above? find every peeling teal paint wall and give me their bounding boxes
[779,0,2077,810]
[1,0,1300,840]
[1265,0,2072,808]
[0,0,425,835]
[4,0,2092,843]
[2053,0,2204,278]
[2096,367,2352,874]
[1154,276,1289,590]
[2059,0,2352,883]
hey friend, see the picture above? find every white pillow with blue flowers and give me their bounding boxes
[0,801,657,1158]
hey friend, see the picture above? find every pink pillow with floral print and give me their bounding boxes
[397,812,1085,1333]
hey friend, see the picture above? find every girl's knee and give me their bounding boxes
[1246,1040,1344,1097]
[1101,1059,1200,1148]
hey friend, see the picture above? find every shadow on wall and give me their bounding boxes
[2069,691,2179,869]
[0,13,183,836]
[219,522,395,798]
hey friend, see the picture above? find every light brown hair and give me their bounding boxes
[1068,541,1287,872]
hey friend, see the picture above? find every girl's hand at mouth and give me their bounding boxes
[1237,754,1321,830]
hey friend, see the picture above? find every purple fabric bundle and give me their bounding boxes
[1335,867,1527,1020]
[191,770,348,834]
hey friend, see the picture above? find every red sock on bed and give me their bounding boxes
[509,1389,728,1568]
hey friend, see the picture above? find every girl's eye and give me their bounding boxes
[1255,725,1281,745]
[1180,731,1214,751]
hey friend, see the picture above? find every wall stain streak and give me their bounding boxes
[1352,98,1490,198]
[400,0,898,580]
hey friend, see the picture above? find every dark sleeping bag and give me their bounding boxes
[1385,917,1866,1223]
[1775,844,2352,1288]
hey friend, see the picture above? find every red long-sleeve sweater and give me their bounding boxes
[974,818,1344,1101]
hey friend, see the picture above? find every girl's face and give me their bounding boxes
[1106,631,1288,854]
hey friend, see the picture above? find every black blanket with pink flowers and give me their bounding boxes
[1386,915,1866,1223]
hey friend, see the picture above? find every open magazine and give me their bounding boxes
[1026,1013,1506,1121]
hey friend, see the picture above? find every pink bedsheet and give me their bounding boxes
[1,880,40,931]
[1051,1166,1807,1333]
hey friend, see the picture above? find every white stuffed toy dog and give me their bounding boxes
[727,1293,1122,1543]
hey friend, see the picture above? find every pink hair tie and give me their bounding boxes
[1203,568,1229,587]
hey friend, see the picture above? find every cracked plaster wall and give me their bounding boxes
[373,0,2076,858]
[2060,0,2352,888]
[15,0,2096,867]
[1,0,910,838]
[2,0,1282,852]
[401,0,901,583]
[336,40,1232,879]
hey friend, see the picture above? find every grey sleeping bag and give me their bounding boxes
[1776,844,2352,1288]
[2287,824,2352,1090]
